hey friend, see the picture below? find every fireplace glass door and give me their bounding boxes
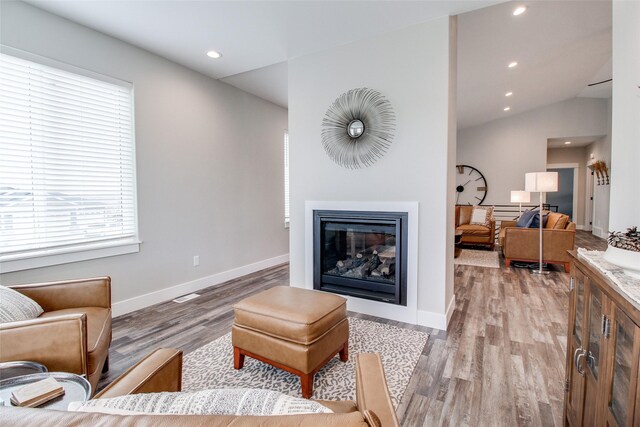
[313,211,407,305]
[322,221,396,283]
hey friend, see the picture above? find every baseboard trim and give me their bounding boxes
[445,295,456,328]
[416,296,456,331]
[576,225,585,230]
[416,310,445,330]
[112,254,289,317]
[592,226,607,239]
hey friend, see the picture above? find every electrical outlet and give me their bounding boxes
[193,255,199,267]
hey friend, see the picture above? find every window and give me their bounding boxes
[284,130,290,226]
[0,49,139,272]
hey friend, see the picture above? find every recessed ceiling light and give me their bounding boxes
[564,141,572,145]
[505,92,513,97]
[513,6,527,16]
[206,50,222,59]
[508,61,518,68]
[504,107,511,111]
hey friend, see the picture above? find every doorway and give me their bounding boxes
[547,164,579,221]
[585,166,594,232]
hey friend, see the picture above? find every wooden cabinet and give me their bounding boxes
[604,306,640,426]
[564,252,640,427]
[565,267,588,426]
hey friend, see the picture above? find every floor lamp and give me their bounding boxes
[525,172,558,275]
[510,190,530,217]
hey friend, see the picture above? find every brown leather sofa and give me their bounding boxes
[455,205,496,250]
[499,211,576,272]
[0,277,112,394]
[0,348,400,427]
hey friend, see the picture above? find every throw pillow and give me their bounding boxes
[530,210,549,229]
[0,285,44,323]
[68,389,333,416]
[470,206,494,228]
[553,215,569,229]
[516,209,537,228]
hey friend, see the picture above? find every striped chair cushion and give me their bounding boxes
[0,285,43,323]
[68,388,332,416]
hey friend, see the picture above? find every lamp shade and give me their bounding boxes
[510,190,531,203]
[525,172,558,192]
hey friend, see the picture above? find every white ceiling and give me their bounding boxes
[547,135,604,149]
[26,0,500,109]
[24,0,612,127]
[221,62,288,109]
[457,0,612,129]
[577,58,612,99]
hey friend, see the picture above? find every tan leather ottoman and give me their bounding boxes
[232,286,349,398]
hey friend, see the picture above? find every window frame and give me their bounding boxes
[0,46,140,273]
[284,129,290,228]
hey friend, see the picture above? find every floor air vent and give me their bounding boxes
[172,293,200,303]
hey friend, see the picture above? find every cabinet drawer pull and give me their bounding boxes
[573,347,586,376]
[576,352,586,376]
[587,351,596,371]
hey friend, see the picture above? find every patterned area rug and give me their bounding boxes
[455,249,500,268]
[182,317,428,407]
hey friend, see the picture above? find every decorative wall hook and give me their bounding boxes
[593,160,610,185]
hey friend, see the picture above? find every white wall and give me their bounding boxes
[288,18,456,329]
[0,2,289,313]
[445,17,458,309]
[585,98,612,237]
[457,98,609,206]
[609,1,640,232]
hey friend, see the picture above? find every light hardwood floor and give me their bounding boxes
[100,230,607,426]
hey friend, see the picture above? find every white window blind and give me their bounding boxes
[284,130,290,224]
[0,51,138,265]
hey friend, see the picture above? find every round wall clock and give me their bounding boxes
[455,164,488,205]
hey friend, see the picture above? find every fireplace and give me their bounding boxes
[313,210,407,305]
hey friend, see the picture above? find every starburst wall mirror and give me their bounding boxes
[320,88,395,169]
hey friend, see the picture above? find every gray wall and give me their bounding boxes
[547,146,587,226]
[457,98,610,208]
[547,168,574,219]
[0,2,289,307]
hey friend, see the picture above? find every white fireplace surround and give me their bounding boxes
[302,201,419,324]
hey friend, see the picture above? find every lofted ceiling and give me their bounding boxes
[23,1,612,127]
[25,0,500,109]
[457,0,612,129]
[221,62,289,109]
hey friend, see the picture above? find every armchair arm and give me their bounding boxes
[94,348,183,399]
[355,353,399,427]
[10,277,111,311]
[0,314,88,376]
[501,220,517,228]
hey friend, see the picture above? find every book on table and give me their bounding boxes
[10,377,65,407]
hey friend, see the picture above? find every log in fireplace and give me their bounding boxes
[313,210,407,305]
